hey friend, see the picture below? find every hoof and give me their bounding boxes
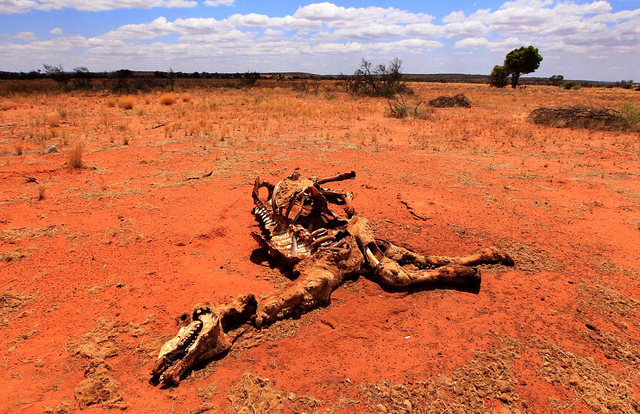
[483,247,514,266]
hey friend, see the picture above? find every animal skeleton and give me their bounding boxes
[151,171,514,386]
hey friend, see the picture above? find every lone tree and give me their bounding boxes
[43,63,69,90]
[503,45,543,88]
[548,74,564,86]
[489,65,510,88]
[347,57,406,97]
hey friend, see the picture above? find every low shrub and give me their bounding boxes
[160,93,177,106]
[118,96,135,110]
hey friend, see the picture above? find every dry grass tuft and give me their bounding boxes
[14,142,23,155]
[160,93,177,106]
[105,97,116,108]
[67,137,86,168]
[47,112,61,127]
[118,96,135,110]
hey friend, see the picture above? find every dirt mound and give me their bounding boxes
[428,94,471,108]
[528,106,627,130]
[74,359,128,410]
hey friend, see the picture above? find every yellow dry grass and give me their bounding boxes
[160,93,177,106]
[47,112,61,127]
[118,96,135,110]
[67,137,86,168]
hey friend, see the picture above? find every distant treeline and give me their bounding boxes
[0,69,329,81]
[0,69,633,90]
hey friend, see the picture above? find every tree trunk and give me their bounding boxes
[511,72,521,89]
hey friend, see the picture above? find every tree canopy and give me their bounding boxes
[489,65,510,88]
[503,46,543,88]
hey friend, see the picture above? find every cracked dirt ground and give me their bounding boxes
[1,81,639,413]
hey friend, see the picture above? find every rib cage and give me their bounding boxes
[252,204,313,260]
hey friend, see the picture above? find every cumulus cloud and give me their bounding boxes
[0,0,196,14]
[50,27,63,34]
[204,0,233,6]
[1,1,640,79]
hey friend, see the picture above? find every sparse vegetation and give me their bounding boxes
[118,96,135,110]
[67,137,86,168]
[160,93,177,105]
[347,57,406,97]
[387,94,431,119]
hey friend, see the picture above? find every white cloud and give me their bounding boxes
[204,0,233,6]
[0,31,37,41]
[454,37,490,49]
[50,27,63,34]
[0,0,196,14]
[1,1,640,80]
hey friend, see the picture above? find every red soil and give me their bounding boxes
[1,82,639,413]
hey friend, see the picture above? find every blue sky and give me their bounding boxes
[1,0,639,81]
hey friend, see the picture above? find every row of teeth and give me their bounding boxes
[178,320,202,350]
